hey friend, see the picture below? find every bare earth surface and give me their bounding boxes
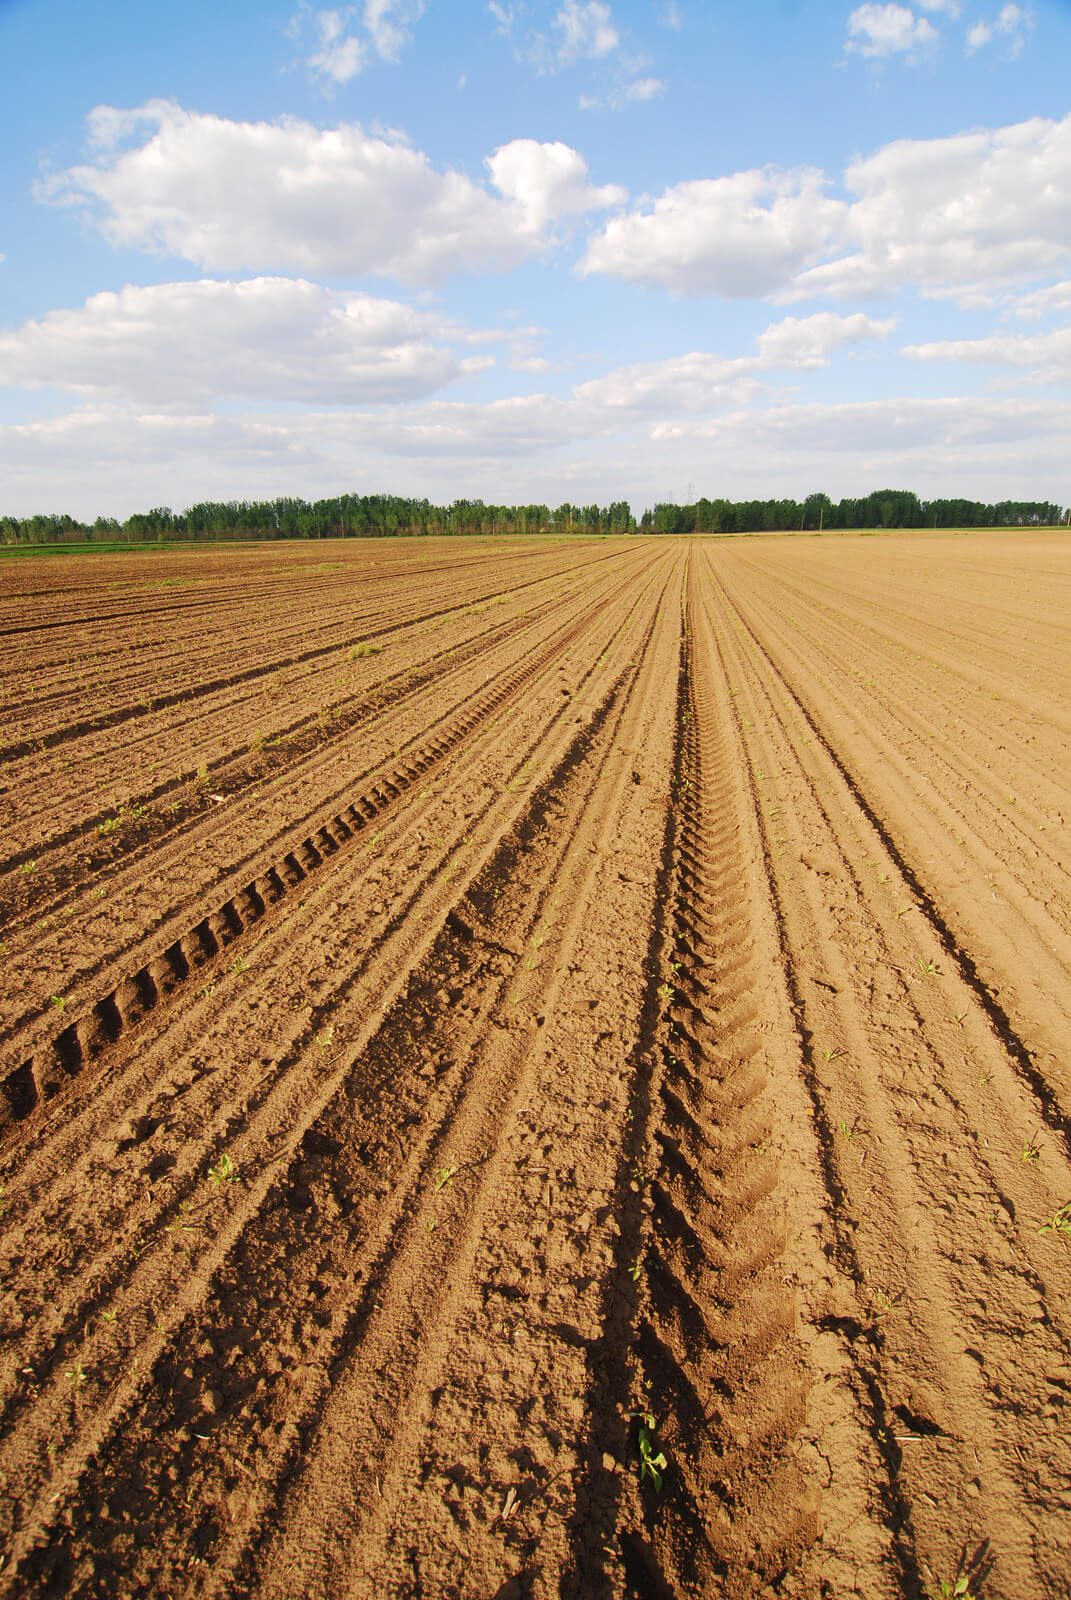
[0,532,1069,1599]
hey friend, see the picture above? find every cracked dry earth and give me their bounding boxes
[1,531,1069,1599]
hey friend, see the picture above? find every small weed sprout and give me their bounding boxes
[208,1153,239,1187]
[434,1164,458,1193]
[923,1556,980,1600]
[349,642,381,660]
[916,957,940,977]
[50,994,67,1012]
[628,1255,645,1283]
[1039,1202,1071,1239]
[634,1412,668,1492]
[1019,1132,1041,1164]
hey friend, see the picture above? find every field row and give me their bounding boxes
[0,533,1068,1598]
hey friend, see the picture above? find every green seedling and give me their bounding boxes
[838,1119,858,1142]
[65,1361,88,1389]
[100,1309,118,1325]
[1018,1132,1041,1164]
[822,1047,846,1064]
[50,994,67,1013]
[916,957,940,977]
[20,860,38,875]
[635,1411,668,1492]
[1039,1202,1071,1239]
[628,1255,645,1283]
[656,982,674,1003]
[872,1286,904,1317]
[924,1561,977,1600]
[208,1153,239,1186]
[434,1164,458,1192]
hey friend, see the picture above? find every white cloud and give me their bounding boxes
[38,103,624,284]
[621,76,663,101]
[553,0,619,60]
[581,112,1071,304]
[0,278,508,406]
[574,312,892,410]
[289,2,424,85]
[902,322,1071,380]
[578,168,847,297]
[575,352,761,410]
[363,0,426,59]
[307,10,366,83]
[647,394,1071,495]
[658,2,682,28]
[756,311,895,367]
[486,138,625,230]
[966,2,1033,54]
[844,4,939,60]
[6,391,1067,520]
[1014,279,1071,320]
[790,114,1071,303]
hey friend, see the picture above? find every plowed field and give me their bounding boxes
[1,532,1069,1599]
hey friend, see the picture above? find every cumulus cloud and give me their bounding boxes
[574,312,892,410]
[553,0,619,61]
[789,114,1071,303]
[486,139,625,229]
[755,311,895,366]
[903,322,1071,380]
[288,2,425,86]
[581,112,1071,304]
[966,3,1033,55]
[648,394,1071,481]
[38,103,624,284]
[844,4,939,60]
[489,0,658,100]
[578,168,846,297]
[0,278,511,406]
[6,391,1067,519]
[1014,279,1071,320]
[305,10,366,83]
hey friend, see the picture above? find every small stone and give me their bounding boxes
[202,1388,224,1415]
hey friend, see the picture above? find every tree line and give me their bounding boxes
[641,490,1065,534]
[0,495,635,545]
[1,488,1064,545]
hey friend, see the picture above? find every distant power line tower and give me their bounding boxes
[686,482,695,504]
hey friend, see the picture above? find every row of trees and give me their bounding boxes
[0,496,637,545]
[640,491,1066,534]
[1,490,1065,545]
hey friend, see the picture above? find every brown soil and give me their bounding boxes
[1,532,1069,1599]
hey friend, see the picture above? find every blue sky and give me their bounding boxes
[2,0,1071,517]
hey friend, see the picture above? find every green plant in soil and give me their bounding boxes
[208,1152,239,1186]
[1039,1202,1071,1239]
[635,1411,668,1492]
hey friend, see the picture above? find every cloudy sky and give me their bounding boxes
[2,0,1071,517]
